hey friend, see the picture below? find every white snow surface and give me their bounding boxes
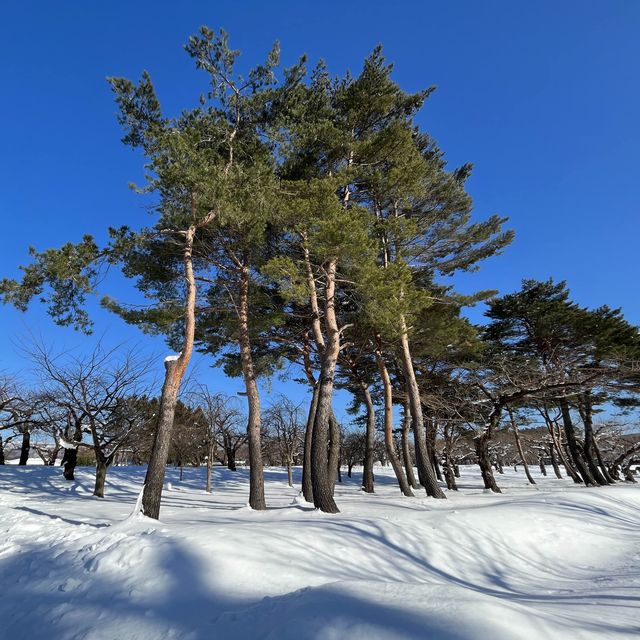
[0,464,639,639]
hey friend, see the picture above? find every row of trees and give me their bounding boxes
[2,28,639,517]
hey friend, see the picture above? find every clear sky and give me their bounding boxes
[1,0,638,418]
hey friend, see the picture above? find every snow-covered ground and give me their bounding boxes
[0,464,638,639]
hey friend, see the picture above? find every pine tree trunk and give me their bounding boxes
[508,408,535,485]
[548,444,562,479]
[442,423,458,490]
[475,405,502,493]
[142,224,199,520]
[475,434,502,493]
[559,398,596,486]
[238,258,266,510]
[580,393,609,485]
[18,430,30,465]
[426,418,443,481]
[401,400,418,489]
[398,319,445,499]
[496,452,504,474]
[547,417,581,483]
[375,343,413,497]
[328,411,340,493]
[310,259,340,513]
[592,436,615,483]
[539,456,547,476]
[302,383,319,502]
[361,381,376,493]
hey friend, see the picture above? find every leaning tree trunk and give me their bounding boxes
[623,461,638,483]
[547,416,581,483]
[18,430,31,465]
[142,223,200,520]
[399,318,445,499]
[238,257,266,510]
[548,444,562,479]
[559,398,596,486]
[508,408,535,485]
[538,456,547,476]
[310,259,340,513]
[401,400,418,489]
[475,405,502,493]
[592,436,615,484]
[375,343,413,497]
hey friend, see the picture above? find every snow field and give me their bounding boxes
[0,464,638,639]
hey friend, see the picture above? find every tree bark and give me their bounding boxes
[508,408,535,485]
[302,383,319,502]
[538,456,547,476]
[579,392,610,485]
[401,400,418,489]
[205,448,213,493]
[398,318,445,499]
[559,398,596,486]
[548,443,562,479]
[375,342,413,497]
[238,256,266,510]
[545,412,581,483]
[142,223,199,520]
[0,436,4,465]
[360,380,376,493]
[328,411,340,492]
[592,436,615,484]
[287,458,293,487]
[475,405,502,493]
[310,259,340,513]
[93,457,109,498]
[18,430,30,465]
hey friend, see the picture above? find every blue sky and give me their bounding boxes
[1,0,638,418]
